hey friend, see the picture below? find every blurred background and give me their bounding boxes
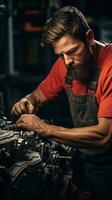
[0,0,112,124]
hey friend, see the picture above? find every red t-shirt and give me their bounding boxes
[39,43,112,118]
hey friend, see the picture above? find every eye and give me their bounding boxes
[67,48,77,55]
[67,46,80,56]
[68,51,75,56]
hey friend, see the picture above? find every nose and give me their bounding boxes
[63,53,73,66]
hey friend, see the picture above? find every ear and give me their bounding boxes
[86,30,94,46]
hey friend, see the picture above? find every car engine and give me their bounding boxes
[0,116,77,200]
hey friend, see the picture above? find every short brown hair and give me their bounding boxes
[42,6,90,45]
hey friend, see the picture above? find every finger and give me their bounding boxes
[16,121,25,128]
[12,101,28,115]
[19,102,28,114]
[16,116,29,130]
[11,107,19,115]
[15,103,24,114]
[25,101,34,114]
[11,104,22,116]
[16,116,22,124]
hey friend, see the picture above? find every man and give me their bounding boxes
[11,6,112,200]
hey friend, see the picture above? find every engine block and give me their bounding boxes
[0,116,75,200]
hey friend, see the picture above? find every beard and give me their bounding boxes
[66,53,95,82]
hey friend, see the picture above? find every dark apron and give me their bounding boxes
[65,67,112,200]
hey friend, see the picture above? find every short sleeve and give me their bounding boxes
[39,58,66,100]
[98,66,112,118]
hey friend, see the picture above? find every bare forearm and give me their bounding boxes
[47,125,101,148]
[55,127,102,147]
[25,87,48,108]
[16,115,112,149]
[45,119,111,148]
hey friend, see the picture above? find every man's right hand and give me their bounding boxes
[11,98,35,116]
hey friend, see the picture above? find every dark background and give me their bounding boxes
[0,0,112,125]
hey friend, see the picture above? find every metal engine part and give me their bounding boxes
[0,116,76,200]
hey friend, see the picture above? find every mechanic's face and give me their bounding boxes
[53,33,94,82]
